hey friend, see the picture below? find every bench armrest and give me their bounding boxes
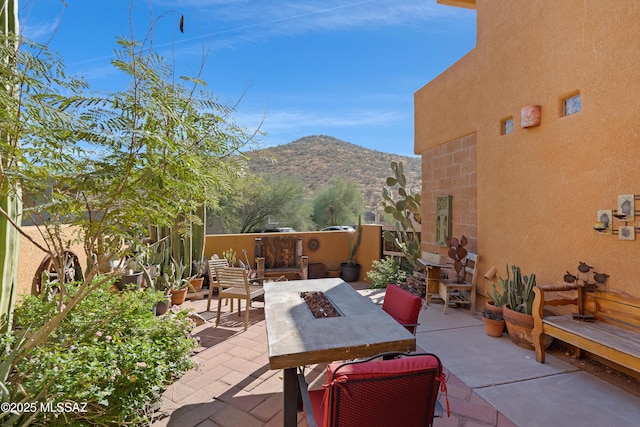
[533,285,580,363]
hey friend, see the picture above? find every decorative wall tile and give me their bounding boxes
[521,105,541,128]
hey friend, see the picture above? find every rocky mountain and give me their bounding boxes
[246,135,421,213]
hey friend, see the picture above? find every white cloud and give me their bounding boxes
[21,19,60,41]
[236,108,404,132]
[165,0,457,49]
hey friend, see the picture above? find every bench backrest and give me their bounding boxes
[536,285,640,333]
[254,236,303,269]
[585,291,640,333]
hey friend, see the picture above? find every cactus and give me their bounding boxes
[0,0,21,331]
[486,266,509,308]
[346,215,362,265]
[149,204,206,281]
[382,161,421,268]
[505,265,536,315]
[191,204,206,268]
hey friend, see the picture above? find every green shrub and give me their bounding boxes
[9,281,196,426]
[366,257,407,289]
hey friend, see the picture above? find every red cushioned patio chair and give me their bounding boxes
[298,352,448,427]
[382,284,423,335]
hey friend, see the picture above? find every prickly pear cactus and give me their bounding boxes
[382,161,422,268]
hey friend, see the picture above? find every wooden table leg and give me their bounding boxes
[283,367,298,427]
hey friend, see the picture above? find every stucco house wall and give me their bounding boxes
[415,0,640,302]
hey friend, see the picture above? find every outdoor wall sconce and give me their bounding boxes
[521,105,541,128]
[483,265,497,280]
[594,194,640,240]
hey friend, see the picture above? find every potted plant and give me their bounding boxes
[222,248,237,267]
[327,263,341,278]
[501,264,551,349]
[161,258,193,306]
[481,308,505,337]
[340,215,362,282]
[186,259,208,294]
[114,268,144,291]
[485,267,508,315]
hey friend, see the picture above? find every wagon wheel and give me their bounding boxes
[31,250,84,296]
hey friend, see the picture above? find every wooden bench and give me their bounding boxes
[255,236,308,280]
[532,285,640,375]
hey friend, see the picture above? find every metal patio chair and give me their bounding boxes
[298,351,448,427]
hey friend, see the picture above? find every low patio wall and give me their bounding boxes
[14,225,384,298]
[16,225,87,298]
[204,224,383,282]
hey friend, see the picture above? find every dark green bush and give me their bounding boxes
[366,256,408,289]
[9,281,196,426]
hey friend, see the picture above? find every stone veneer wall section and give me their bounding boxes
[421,133,477,256]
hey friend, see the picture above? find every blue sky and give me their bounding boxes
[19,0,476,157]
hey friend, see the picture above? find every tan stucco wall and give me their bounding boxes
[205,225,382,282]
[16,225,87,298]
[14,225,381,300]
[415,1,640,301]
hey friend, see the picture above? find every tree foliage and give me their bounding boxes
[312,177,364,229]
[209,174,313,233]
[0,27,255,421]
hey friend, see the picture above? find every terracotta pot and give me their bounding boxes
[503,305,534,349]
[189,277,204,293]
[483,316,506,337]
[503,305,553,350]
[170,288,188,305]
[485,300,504,316]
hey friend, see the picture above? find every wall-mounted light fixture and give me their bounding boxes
[483,265,497,280]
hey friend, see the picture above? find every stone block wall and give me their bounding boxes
[420,133,477,256]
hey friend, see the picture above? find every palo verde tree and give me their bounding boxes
[0,26,255,419]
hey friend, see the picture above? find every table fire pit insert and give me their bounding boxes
[300,291,342,318]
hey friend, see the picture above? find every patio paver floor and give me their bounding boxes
[151,283,640,427]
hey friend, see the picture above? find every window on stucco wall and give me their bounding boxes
[563,93,581,116]
[501,117,514,135]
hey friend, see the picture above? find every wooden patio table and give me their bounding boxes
[264,278,416,427]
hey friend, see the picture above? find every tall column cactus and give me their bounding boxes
[150,204,206,278]
[191,204,206,266]
[0,0,21,330]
